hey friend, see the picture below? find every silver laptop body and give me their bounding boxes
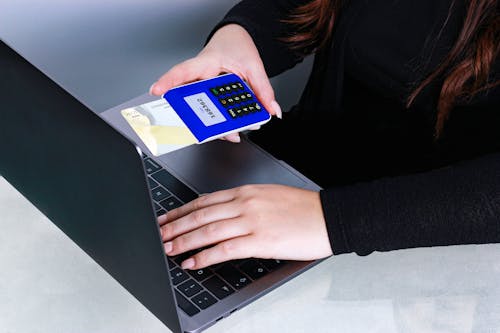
[0,38,323,333]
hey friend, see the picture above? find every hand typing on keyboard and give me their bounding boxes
[151,24,331,271]
[157,184,333,270]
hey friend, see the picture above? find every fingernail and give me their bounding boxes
[271,100,282,119]
[164,242,172,253]
[181,258,195,270]
[149,83,157,96]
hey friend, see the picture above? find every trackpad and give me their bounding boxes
[158,137,320,193]
[99,94,319,193]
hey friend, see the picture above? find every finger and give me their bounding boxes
[165,217,249,256]
[157,214,168,225]
[156,194,207,228]
[161,201,239,242]
[221,132,241,143]
[180,235,256,269]
[161,188,236,225]
[150,58,221,96]
[246,68,282,119]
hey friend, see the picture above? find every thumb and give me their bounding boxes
[150,57,220,96]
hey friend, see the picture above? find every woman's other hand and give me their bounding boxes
[149,24,282,143]
[158,184,333,270]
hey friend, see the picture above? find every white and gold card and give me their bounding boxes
[120,98,197,156]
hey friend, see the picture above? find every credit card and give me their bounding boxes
[121,98,197,156]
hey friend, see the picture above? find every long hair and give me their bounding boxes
[284,0,500,138]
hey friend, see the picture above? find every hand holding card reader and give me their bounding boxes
[163,73,271,143]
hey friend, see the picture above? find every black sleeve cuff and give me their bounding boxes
[320,188,352,255]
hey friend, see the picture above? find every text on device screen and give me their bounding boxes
[183,92,225,126]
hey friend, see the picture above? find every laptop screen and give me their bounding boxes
[0,39,182,333]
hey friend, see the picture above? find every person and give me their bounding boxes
[149,0,500,271]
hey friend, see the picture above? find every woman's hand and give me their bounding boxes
[157,184,333,270]
[149,24,282,143]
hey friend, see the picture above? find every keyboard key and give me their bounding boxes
[191,291,217,310]
[151,186,172,202]
[170,267,189,285]
[143,158,162,174]
[159,196,183,211]
[156,208,166,217]
[215,264,251,290]
[151,169,198,203]
[260,259,285,271]
[210,87,220,96]
[239,259,269,280]
[167,257,176,269]
[175,291,200,316]
[235,108,243,117]
[178,279,203,298]
[173,250,197,266]
[229,259,246,266]
[148,176,159,189]
[203,276,234,300]
[188,267,213,282]
[227,109,237,119]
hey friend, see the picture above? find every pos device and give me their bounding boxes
[121,73,272,156]
[164,73,271,142]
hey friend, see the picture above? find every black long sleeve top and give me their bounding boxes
[208,0,500,256]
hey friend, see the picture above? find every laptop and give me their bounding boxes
[0,38,323,333]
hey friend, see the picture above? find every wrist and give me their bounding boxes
[204,23,257,55]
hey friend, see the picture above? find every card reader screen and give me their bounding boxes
[183,92,225,126]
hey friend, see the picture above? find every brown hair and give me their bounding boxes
[284,0,500,138]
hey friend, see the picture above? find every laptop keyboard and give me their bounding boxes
[142,154,286,316]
